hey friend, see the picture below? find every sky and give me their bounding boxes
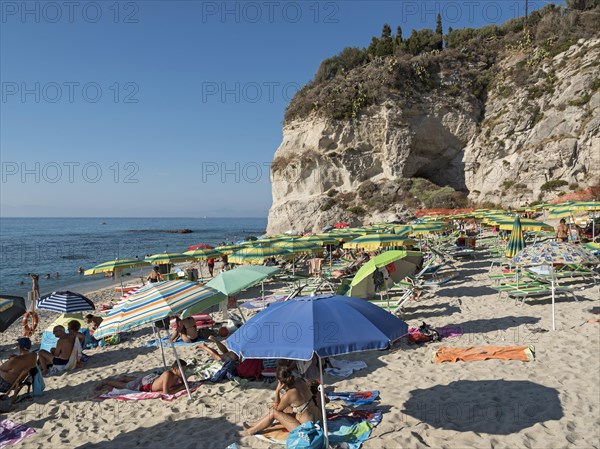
[0,0,561,217]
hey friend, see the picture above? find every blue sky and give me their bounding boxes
[0,0,560,217]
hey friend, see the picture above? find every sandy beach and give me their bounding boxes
[1,254,598,449]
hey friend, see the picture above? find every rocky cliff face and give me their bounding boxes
[267,37,600,234]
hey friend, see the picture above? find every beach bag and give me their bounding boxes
[286,421,325,449]
[32,368,45,397]
[235,359,263,379]
[210,360,238,383]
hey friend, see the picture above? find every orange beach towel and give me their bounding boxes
[434,346,535,363]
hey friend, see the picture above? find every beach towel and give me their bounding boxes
[144,336,205,348]
[325,358,367,378]
[286,421,325,449]
[436,326,464,338]
[191,359,223,380]
[0,420,35,448]
[255,410,382,449]
[96,382,201,402]
[434,346,535,363]
[327,390,379,405]
[48,338,82,376]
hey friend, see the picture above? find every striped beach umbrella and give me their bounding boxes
[37,291,95,313]
[272,240,323,255]
[215,244,245,255]
[484,216,554,232]
[94,281,226,339]
[505,216,526,258]
[84,258,150,276]
[299,234,344,245]
[229,246,294,265]
[344,234,416,250]
[409,222,451,235]
[182,248,222,260]
[144,253,194,265]
[94,280,226,400]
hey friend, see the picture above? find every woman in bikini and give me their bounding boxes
[243,365,320,435]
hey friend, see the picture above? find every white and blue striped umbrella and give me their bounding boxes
[37,291,95,313]
[94,281,226,339]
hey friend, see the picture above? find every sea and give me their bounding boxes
[0,217,267,297]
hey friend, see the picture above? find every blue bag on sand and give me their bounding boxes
[286,421,325,449]
[210,360,238,383]
[32,368,45,397]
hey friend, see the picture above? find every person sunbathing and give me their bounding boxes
[37,326,73,375]
[243,365,321,435]
[0,338,37,392]
[196,335,238,362]
[169,316,199,343]
[95,361,187,394]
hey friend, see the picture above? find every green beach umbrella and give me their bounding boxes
[182,248,222,260]
[229,246,294,265]
[216,244,245,254]
[344,234,416,250]
[505,216,526,258]
[273,240,323,255]
[144,253,195,265]
[84,258,150,275]
[348,250,423,300]
[484,216,553,232]
[201,265,281,299]
[299,234,344,245]
[408,222,451,235]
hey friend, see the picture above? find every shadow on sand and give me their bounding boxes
[402,380,563,434]
[74,417,242,448]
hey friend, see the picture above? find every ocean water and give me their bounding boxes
[0,217,267,297]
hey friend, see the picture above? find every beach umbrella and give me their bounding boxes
[272,240,322,255]
[328,231,364,241]
[228,246,294,265]
[83,258,150,275]
[144,253,195,265]
[215,244,245,255]
[227,294,409,446]
[505,216,526,259]
[37,291,95,314]
[187,243,214,251]
[408,222,451,235]
[344,234,416,250]
[182,266,281,316]
[348,251,423,301]
[548,201,600,238]
[511,242,600,330]
[484,217,554,232]
[182,248,222,259]
[334,222,349,228]
[94,281,226,399]
[299,234,344,245]
[0,295,27,333]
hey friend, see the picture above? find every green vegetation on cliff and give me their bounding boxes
[285,2,599,122]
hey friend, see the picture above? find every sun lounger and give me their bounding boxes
[423,271,460,285]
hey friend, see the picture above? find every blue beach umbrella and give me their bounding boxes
[37,291,95,314]
[227,294,408,445]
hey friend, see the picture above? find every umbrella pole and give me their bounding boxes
[170,343,192,400]
[551,277,556,331]
[154,325,167,370]
[318,357,330,447]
